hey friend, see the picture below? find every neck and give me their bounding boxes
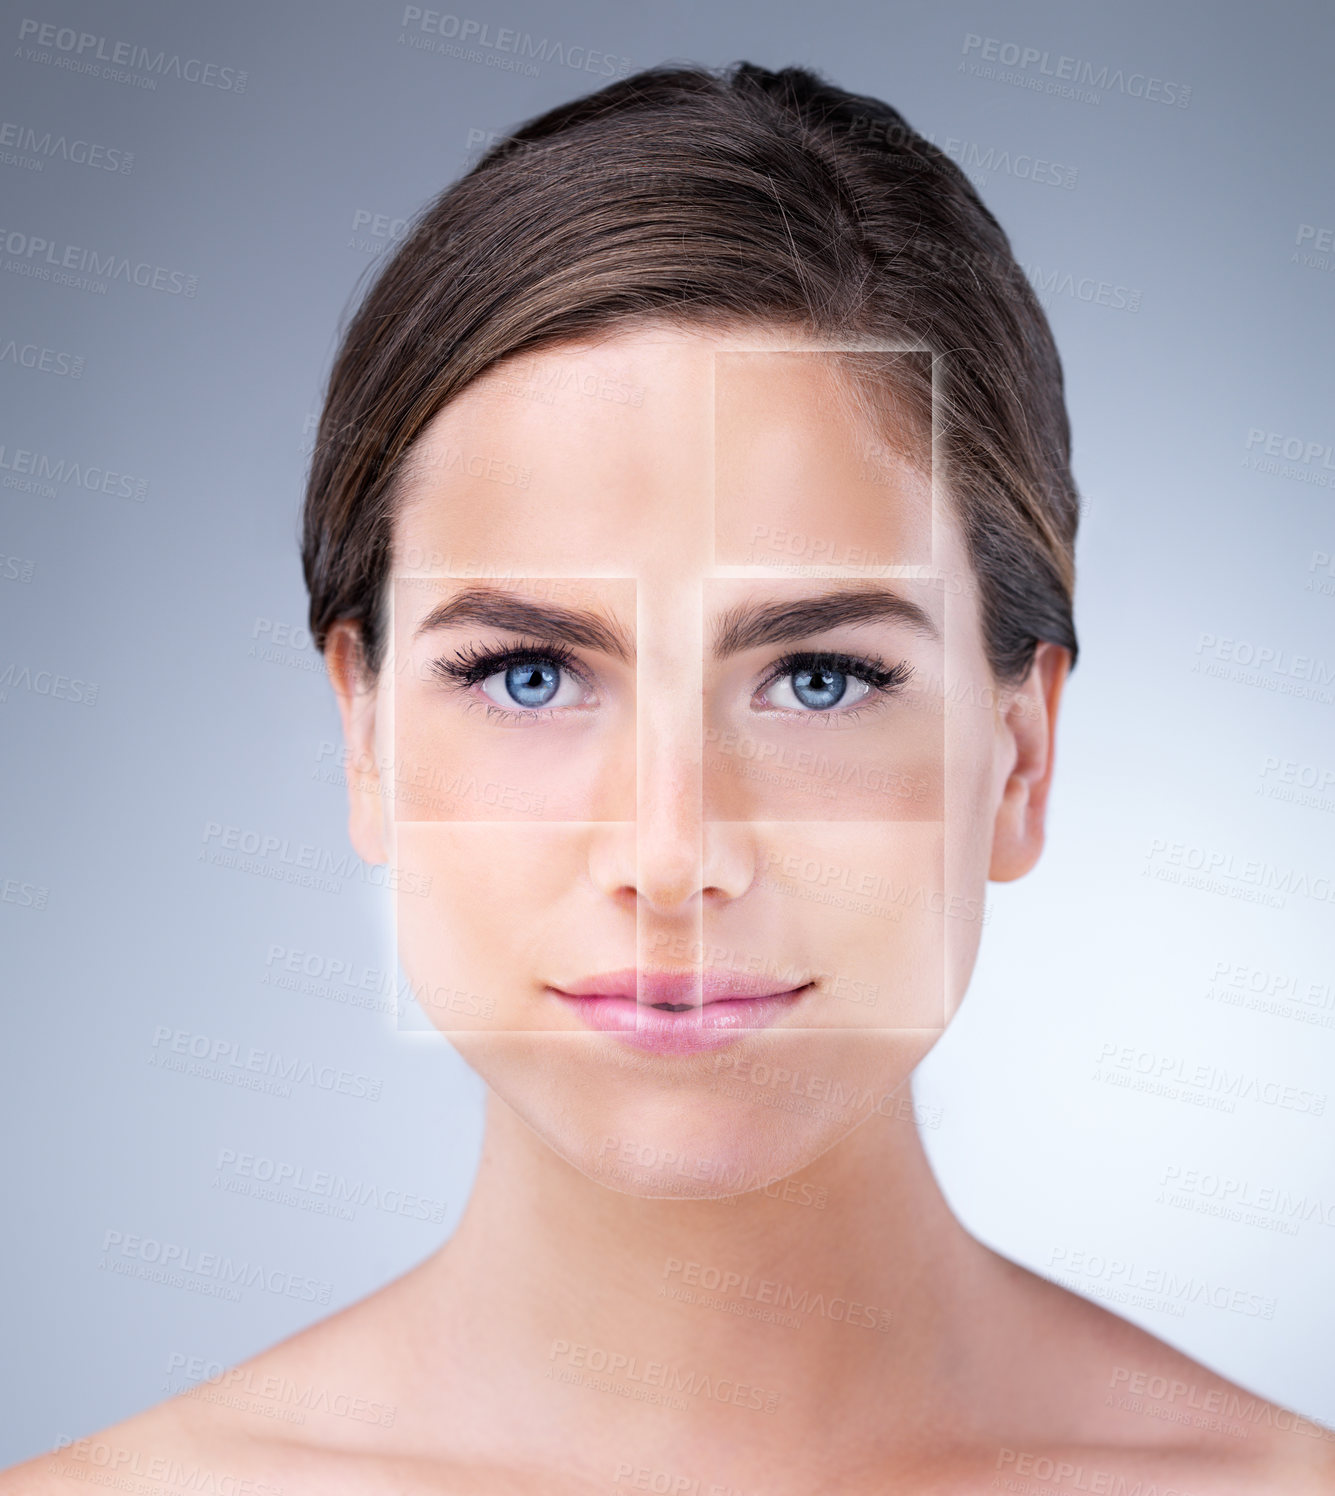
[412,1080,1008,1476]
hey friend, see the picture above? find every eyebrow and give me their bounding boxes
[413,587,634,662]
[713,586,939,657]
[412,583,938,662]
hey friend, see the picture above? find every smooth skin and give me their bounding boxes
[7,327,1332,1494]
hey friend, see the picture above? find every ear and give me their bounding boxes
[325,621,389,866]
[989,642,1072,883]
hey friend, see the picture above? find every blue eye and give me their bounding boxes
[502,662,559,707]
[478,657,585,711]
[760,658,875,713]
[790,666,849,710]
[431,642,593,714]
[755,651,913,714]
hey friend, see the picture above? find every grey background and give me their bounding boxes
[2,0,1332,1460]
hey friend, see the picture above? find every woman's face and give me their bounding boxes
[329,325,1063,1197]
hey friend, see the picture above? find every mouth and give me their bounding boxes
[546,969,814,1055]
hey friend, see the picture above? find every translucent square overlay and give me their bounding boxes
[701,576,944,821]
[386,572,949,827]
[378,341,974,1041]
[712,349,935,570]
[389,575,636,823]
[390,821,947,1035]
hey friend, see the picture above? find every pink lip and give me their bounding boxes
[547,969,812,1055]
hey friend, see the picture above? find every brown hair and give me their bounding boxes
[302,62,1079,681]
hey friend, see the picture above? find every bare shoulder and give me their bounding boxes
[0,1288,404,1493]
[0,1398,458,1496]
[0,1265,524,1496]
[0,1312,581,1496]
[0,1396,238,1495]
[986,1252,1335,1492]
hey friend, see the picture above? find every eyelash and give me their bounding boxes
[429,639,592,722]
[427,642,914,719]
[430,639,586,690]
[754,650,915,718]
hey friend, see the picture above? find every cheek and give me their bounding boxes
[727,824,948,1030]
[390,682,635,823]
[703,695,943,822]
[941,680,1007,1006]
[393,825,616,1031]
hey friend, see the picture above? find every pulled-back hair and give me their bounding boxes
[302,61,1079,681]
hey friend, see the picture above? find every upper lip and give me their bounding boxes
[549,969,810,1009]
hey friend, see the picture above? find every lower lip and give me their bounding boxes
[551,989,811,1055]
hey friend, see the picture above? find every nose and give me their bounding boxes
[586,717,755,913]
[586,815,755,913]
[586,578,754,914]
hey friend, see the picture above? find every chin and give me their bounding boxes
[451,1026,940,1200]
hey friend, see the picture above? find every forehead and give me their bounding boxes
[391,326,943,580]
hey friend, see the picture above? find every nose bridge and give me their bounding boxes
[584,577,757,916]
[634,577,705,910]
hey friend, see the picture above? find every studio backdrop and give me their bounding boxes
[1,0,1332,1460]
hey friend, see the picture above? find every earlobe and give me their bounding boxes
[988,643,1071,883]
[324,622,389,867]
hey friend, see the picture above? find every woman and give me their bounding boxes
[8,61,1331,1495]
